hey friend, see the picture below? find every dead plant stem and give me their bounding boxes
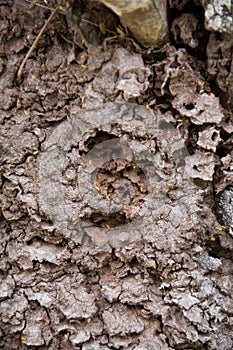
[17,6,58,81]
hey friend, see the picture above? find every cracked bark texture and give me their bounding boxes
[0,0,233,349]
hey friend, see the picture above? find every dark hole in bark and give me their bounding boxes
[211,131,218,141]
[82,211,131,228]
[80,130,117,155]
[185,103,195,110]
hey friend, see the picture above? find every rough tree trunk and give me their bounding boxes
[0,1,233,349]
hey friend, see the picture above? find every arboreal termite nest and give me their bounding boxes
[39,102,194,247]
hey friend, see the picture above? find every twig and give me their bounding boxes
[29,0,40,8]
[26,0,54,11]
[17,6,59,81]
